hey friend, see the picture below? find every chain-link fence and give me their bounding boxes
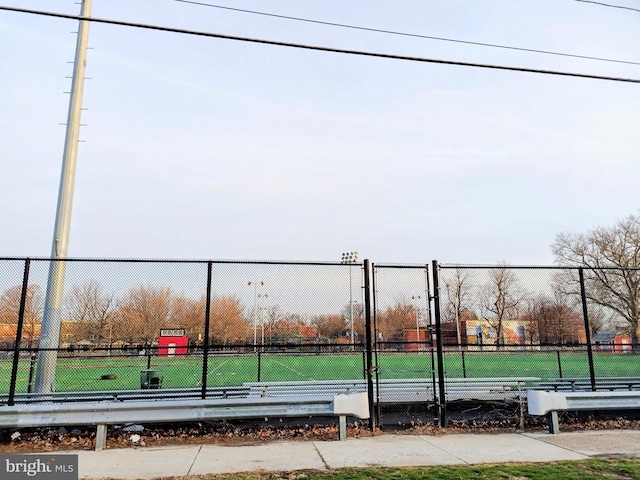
[1,257,638,428]
[435,263,640,421]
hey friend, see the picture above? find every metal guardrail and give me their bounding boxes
[0,377,540,407]
[244,377,540,403]
[0,392,369,450]
[527,389,640,433]
[0,387,251,405]
[534,377,640,392]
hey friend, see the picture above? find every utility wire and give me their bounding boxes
[175,0,640,67]
[1,5,639,85]
[574,0,640,13]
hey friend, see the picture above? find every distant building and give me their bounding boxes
[593,330,631,353]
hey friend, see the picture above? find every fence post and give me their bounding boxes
[9,258,31,406]
[432,260,447,427]
[461,351,467,378]
[556,350,563,378]
[579,268,596,391]
[363,259,375,431]
[201,261,213,399]
[370,262,381,428]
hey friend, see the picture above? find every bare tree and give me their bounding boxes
[310,314,345,339]
[208,295,247,345]
[376,299,419,341]
[443,268,473,346]
[117,285,173,345]
[172,295,205,344]
[524,291,584,345]
[0,284,44,347]
[479,264,522,347]
[66,280,118,345]
[552,213,640,346]
[270,313,305,343]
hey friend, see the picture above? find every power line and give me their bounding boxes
[175,0,640,67]
[1,5,639,85]
[574,0,640,13]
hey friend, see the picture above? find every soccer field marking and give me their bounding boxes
[269,358,316,381]
[205,359,231,378]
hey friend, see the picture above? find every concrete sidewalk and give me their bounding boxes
[71,430,640,479]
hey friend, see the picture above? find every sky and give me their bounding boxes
[0,0,638,266]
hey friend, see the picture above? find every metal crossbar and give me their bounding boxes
[527,389,640,433]
[0,393,369,450]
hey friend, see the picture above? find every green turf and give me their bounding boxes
[0,350,638,393]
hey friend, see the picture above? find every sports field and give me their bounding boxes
[1,349,638,393]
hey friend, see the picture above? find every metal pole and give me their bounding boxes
[201,262,212,399]
[248,281,263,351]
[35,0,92,394]
[341,252,358,347]
[363,259,375,431]
[432,260,447,427]
[349,264,354,345]
[411,295,421,351]
[371,262,381,428]
[9,259,31,406]
[579,268,597,391]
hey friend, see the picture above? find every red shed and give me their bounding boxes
[158,328,188,356]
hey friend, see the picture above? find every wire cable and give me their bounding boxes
[175,0,640,67]
[574,0,640,13]
[1,5,639,85]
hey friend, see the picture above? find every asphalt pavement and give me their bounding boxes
[65,429,640,479]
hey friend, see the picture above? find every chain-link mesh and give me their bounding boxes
[1,258,639,426]
[436,264,640,401]
[0,258,366,399]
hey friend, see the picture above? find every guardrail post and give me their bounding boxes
[95,424,107,450]
[9,258,30,406]
[547,412,560,434]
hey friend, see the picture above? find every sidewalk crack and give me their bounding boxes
[312,442,330,470]
[186,445,203,475]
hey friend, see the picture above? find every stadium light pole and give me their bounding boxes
[341,252,358,346]
[35,0,92,394]
[411,295,422,351]
[258,293,268,347]
[248,281,263,350]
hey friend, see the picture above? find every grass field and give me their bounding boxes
[0,350,638,393]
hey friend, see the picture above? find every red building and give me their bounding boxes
[157,328,188,356]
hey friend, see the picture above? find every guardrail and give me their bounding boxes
[534,377,640,392]
[527,389,640,433]
[0,387,251,405]
[245,377,540,403]
[1,377,540,407]
[0,392,369,450]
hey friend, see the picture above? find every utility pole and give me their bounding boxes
[35,0,92,393]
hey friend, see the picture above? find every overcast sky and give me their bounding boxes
[1,0,638,265]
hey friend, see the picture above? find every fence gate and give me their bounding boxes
[370,262,442,427]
